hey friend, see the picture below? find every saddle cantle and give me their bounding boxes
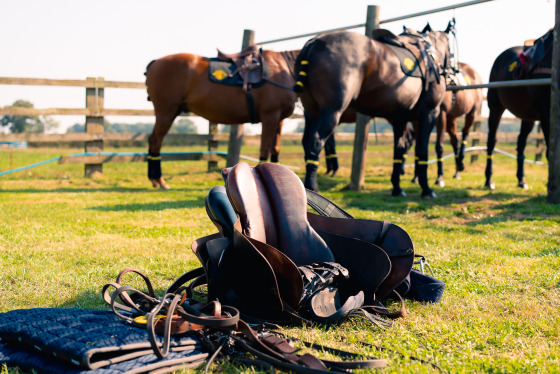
[194,162,415,323]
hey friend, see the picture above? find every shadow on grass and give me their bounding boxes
[90,197,206,212]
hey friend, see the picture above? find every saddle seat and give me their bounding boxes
[193,162,415,322]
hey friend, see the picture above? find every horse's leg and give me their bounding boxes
[434,111,446,187]
[485,103,505,190]
[148,109,178,189]
[270,119,284,163]
[302,109,340,191]
[324,133,339,177]
[416,109,438,198]
[259,116,279,163]
[391,121,408,197]
[446,116,460,179]
[516,120,535,189]
[456,110,476,177]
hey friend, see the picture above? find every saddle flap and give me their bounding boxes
[308,212,414,300]
[215,219,302,321]
[225,162,334,266]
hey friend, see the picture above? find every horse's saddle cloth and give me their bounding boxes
[372,28,435,83]
[513,28,553,78]
[208,45,269,90]
[0,308,207,374]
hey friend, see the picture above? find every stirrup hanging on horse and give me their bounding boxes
[194,162,417,324]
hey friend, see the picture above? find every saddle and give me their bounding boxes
[515,28,553,78]
[194,162,416,324]
[372,28,441,88]
[208,45,268,123]
[213,45,267,92]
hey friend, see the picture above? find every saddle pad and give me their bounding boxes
[208,58,268,88]
[385,44,423,78]
[0,343,207,374]
[0,308,205,370]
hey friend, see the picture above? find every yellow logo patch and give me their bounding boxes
[403,57,415,71]
[508,61,518,72]
[464,75,472,85]
[212,70,228,80]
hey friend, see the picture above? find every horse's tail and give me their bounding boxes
[293,39,319,93]
[144,60,156,101]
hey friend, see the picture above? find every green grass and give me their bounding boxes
[0,142,559,373]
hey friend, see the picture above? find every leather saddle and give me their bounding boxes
[372,28,437,86]
[517,28,553,77]
[214,45,267,92]
[193,162,415,323]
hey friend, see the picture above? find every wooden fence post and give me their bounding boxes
[349,5,379,191]
[84,77,104,177]
[470,120,481,164]
[226,29,255,167]
[548,0,560,203]
[208,121,219,171]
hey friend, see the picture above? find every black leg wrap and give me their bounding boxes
[270,154,279,163]
[147,150,162,179]
[304,162,319,191]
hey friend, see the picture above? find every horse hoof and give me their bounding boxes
[422,190,437,199]
[453,172,462,180]
[392,189,406,197]
[485,182,495,190]
[518,182,528,189]
[150,178,170,190]
[435,178,445,188]
[411,176,419,184]
[331,170,338,178]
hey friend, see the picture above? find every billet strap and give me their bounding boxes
[305,188,353,219]
[233,320,387,373]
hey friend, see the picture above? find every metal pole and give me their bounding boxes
[226,29,254,167]
[349,5,379,191]
[256,0,495,45]
[378,0,494,25]
[447,78,551,91]
[548,0,560,203]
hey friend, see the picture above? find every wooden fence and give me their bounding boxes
[0,76,232,176]
[0,75,546,177]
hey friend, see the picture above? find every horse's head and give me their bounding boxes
[425,20,455,77]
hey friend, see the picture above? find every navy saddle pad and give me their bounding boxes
[0,308,207,373]
[208,58,268,88]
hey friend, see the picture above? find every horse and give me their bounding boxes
[144,48,300,189]
[411,61,483,187]
[486,28,552,189]
[295,23,453,198]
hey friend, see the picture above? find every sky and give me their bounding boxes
[0,0,556,133]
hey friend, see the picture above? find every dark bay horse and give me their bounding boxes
[295,25,452,198]
[486,29,552,189]
[145,49,299,188]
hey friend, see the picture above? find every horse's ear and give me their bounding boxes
[445,18,456,33]
[403,25,407,33]
[421,23,432,33]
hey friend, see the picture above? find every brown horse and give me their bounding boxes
[144,48,299,188]
[431,62,484,186]
[295,24,452,198]
[486,29,552,189]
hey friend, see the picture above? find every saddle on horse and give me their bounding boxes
[516,28,553,77]
[372,28,444,89]
[209,45,268,91]
[208,45,268,123]
[194,162,442,325]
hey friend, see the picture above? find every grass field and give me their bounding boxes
[0,140,559,373]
